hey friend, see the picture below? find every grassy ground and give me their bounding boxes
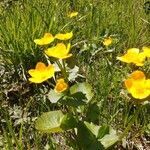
[0,0,150,149]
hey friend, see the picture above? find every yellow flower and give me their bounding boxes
[45,43,72,59]
[54,78,68,92]
[68,12,78,18]
[130,70,145,80]
[28,62,55,83]
[124,70,150,99]
[34,33,54,45]
[103,37,112,46]
[142,46,150,58]
[145,79,150,90]
[55,32,73,40]
[117,48,145,66]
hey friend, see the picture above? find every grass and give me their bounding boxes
[0,0,150,149]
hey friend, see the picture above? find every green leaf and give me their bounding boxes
[47,90,63,103]
[84,121,100,137]
[84,122,119,149]
[60,114,78,130]
[99,128,119,149]
[86,103,100,122]
[60,92,86,107]
[77,122,104,150]
[97,125,109,139]
[70,82,94,102]
[35,110,64,133]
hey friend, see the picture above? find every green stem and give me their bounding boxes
[56,60,69,82]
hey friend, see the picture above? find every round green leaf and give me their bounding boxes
[35,110,64,133]
[70,82,94,102]
[47,90,63,103]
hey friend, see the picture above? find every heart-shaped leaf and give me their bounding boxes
[60,114,78,130]
[70,82,94,102]
[84,121,100,137]
[35,110,64,133]
[47,90,64,103]
[77,122,104,150]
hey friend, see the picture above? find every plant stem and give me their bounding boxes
[56,60,69,82]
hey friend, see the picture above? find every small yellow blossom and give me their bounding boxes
[68,12,78,18]
[54,78,68,92]
[117,48,145,66]
[124,70,150,99]
[34,33,54,45]
[28,62,55,83]
[142,46,150,58]
[55,32,73,40]
[45,43,72,59]
[103,37,112,46]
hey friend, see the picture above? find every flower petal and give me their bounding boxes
[55,78,68,92]
[68,12,78,18]
[130,70,145,80]
[142,46,150,57]
[28,62,55,83]
[34,33,54,45]
[45,43,72,59]
[55,32,73,40]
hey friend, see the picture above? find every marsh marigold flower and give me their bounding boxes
[124,70,150,99]
[55,78,68,92]
[55,32,73,40]
[45,43,72,59]
[34,33,54,45]
[28,62,55,83]
[103,37,112,46]
[68,12,78,18]
[117,48,145,66]
[142,46,150,58]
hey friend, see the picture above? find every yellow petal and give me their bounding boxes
[103,37,112,46]
[145,79,150,89]
[130,70,145,80]
[28,62,55,83]
[127,48,139,54]
[142,46,150,57]
[28,70,41,78]
[117,56,132,63]
[68,12,78,18]
[35,62,47,70]
[124,79,133,89]
[45,43,72,59]
[124,71,150,99]
[130,86,150,99]
[29,77,48,83]
[54,78,68,92]
[117,48,145,66]
[46,65,55,77]
[55,32,73,40]
[34,33,54,45]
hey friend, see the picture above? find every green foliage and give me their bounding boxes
[48,89,64,103]
[60,92,86,107]
[70,82,94,102]
[77,122,104,150]
[84,122,119,149]
[1,0,150,149]
[35,110,65,133]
